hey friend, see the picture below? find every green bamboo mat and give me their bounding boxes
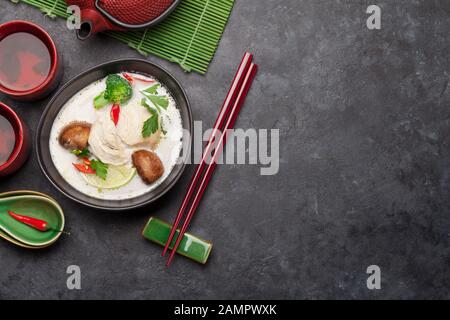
[12,0,234,74]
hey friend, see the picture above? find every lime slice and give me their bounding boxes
[82,165,136,189]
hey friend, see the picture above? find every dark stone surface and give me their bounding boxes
[1,0,450,299]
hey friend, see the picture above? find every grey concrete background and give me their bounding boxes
[0,0,449,299]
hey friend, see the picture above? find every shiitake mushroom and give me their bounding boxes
[59,122,91,150]
[132,150,164,184]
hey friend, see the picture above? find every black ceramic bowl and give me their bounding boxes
[36,59,192,211]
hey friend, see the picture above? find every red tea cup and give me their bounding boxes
[0,102,30,177]
[0,20,62,101]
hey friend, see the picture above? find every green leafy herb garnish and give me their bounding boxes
[71,148,90,158]
[90,160,109,180]
[141,99,163,137]
[142,84,160,95]
[140,83,169,138]
[141,98,154,113]
[142,112,159,138]
[147,95,169,110]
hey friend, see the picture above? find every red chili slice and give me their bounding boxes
[123,73,155,83]
[131,74,155,83]
[73,163,96,174]
[110,103,120,126]
[122,73,134,84]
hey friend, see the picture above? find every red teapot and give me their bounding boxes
[66,0,180,39]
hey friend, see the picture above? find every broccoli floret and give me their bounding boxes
[94,91,109,109]
[104,74,133,104]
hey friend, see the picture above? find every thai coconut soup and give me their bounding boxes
[49,72,183,200]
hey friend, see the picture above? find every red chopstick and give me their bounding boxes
[162,53,253,257]
[166,63,259,266]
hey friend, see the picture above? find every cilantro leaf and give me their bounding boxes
[142,84,160,95]
[142,115,159,137]
[90,160,108,180]
[71,148,90,158]
[141,98,157,115]
[148,95,169,110]
[141,99,160,137]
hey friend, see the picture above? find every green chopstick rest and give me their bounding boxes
[142,217,212,265]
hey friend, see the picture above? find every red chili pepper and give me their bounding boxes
[8,211,70,235]
[73,162,96,174]
[8,210,49,231]
[110,103,120,126]
[127,74,155,83]
[122,73,134,84]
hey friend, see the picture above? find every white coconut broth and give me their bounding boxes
[49,73,183,200]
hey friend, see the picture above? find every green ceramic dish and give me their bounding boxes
[0,191,58,248]
[0,192,65,247]
[142,217,212,265]
[0,190,53,200]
